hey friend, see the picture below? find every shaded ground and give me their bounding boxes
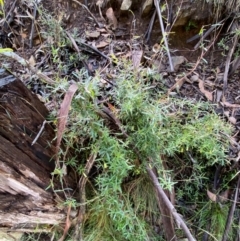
[2,0,240,101]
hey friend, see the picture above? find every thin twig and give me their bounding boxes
[145,9,156,43]
[31,120,47,146]
[57,204,72,241]
[154,0,174,72]
[194,24,218,49]
[72,0,104,28]
[185,18,227,48]
[235,214,240,241]
[2,0,17,29]
[66,31,110,61]
[0,51,55,84]
[223,26,239,96]
[29,1,38,48]
[78,41,111,61]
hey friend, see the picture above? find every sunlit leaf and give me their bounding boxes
[0,48,13,53]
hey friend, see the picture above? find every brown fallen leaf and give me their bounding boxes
[28,55,35,66]
[223,106,236,124]
[132,50,143,70]
[198,79,213,101]
[96,40,111,48]
[207,189,230,204]
[228,116,237,125]
[85,30,100,38]
[56,83,78,163]
[168,76,190,94]
[207,189,217,202]
[106,7,118,29]
[20,31,27,39]
[96,27,107,33]
[107,102,120,116]
[218,189,230,203]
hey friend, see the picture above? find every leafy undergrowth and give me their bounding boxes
[1,1,237,241]
[46,59,236,241]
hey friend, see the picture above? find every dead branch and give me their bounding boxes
[146,163,196,241]
[145,10,156,43]
[223,24,239,95]
[72,0,104,28]
[0,51,55,84]
[74,153,97,241]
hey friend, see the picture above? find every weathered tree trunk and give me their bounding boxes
[0,69,70,232]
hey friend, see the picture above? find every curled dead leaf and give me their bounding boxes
[96,40,111,48]
[106,7,118,29]
[168,76,189,94]
[85,30,100,38]
[198,79,213,101]
[218,189,230,203]
[56,83,78,159]
[228,116,237,125]
[96,0,104,7]
[207,189,217,202]
[28,55,35,66]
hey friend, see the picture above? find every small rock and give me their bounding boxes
[141,0,153,17]
[171,56,186,71]
[229,116,237,125]
[190,75,199,82]
[85,30,100,38]
[152,59,166,72]
[121,0,132,11]
[166,56,186,72]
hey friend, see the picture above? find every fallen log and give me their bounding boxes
[0,69,72,233]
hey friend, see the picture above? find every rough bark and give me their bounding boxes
[0,69,71,232]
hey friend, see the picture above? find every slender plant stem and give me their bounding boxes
[222,175,240,241]
[154,0,174,72]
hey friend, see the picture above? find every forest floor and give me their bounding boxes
[2,0,240,110]
[1,0,240,240]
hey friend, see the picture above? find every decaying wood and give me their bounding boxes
[0,70,74,232]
